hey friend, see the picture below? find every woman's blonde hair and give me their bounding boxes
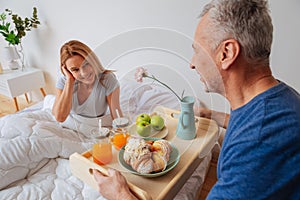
[60,40,113,84]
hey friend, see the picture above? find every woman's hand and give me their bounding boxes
[195,107,230,129]
[62,66,75,82]
[93,168,137,200]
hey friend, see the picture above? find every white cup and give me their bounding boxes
[112,117,129,129]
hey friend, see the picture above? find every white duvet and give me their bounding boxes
[0,109,106,200]
[0,81,211,200]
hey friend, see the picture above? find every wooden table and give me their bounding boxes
[70,106,219,200]
[0,68,46,111]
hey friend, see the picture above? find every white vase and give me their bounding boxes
[2,46,21,70]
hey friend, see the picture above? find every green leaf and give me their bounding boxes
[0,24,6,31]
[6,32,19,45]
[0,31,8,38]
[0,13,6,21]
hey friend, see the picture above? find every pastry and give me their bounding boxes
[123,138,172,174]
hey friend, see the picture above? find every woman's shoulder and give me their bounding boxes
[99,71,117,81]
[97,71,119,89]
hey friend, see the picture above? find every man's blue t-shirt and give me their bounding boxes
[207,82,300,199]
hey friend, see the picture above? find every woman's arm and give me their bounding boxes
[52,67,75,122]
[195,107,230,129]
[106,86,123,119]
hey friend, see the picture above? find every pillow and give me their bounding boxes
[119,78,205,121]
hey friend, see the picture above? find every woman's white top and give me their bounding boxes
[56,72,119,118]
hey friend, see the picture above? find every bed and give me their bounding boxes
[0,77,213,200]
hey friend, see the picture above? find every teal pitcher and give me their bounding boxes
[176,96,196,140]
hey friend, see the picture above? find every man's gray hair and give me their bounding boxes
[200,0,273,65]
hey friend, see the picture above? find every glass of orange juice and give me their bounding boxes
[92,135,112,165]
[110,128,130,150]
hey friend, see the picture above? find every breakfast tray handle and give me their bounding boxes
[70,152,152,200]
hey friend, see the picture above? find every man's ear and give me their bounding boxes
[218,39,240,70]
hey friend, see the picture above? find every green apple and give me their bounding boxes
[151,115,165,131]
[136,121,151,137]
[136,113,151,124]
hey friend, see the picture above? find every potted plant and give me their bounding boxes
[0,7,40,69]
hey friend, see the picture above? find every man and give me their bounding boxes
[93,0,300,199]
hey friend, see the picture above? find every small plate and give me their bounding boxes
[118,138,180,178]
[128,124,168,139]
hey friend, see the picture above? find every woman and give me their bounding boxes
[52,40,122,124]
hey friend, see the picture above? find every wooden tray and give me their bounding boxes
[70,106,219,200]
[69,151,152,200]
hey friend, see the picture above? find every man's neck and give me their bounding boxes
[225,65,278,110]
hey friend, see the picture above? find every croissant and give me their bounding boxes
[123,138,172,174]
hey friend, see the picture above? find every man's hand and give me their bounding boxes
[195,107,230,129]
[93,168,137,200]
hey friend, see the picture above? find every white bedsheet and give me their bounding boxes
[0,80,211,200]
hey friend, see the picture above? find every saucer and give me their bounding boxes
[128,124,168,139]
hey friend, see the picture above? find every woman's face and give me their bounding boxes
[65,55,95,85]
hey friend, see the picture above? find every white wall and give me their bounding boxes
[269,0,300,90]
[0,0,299,114]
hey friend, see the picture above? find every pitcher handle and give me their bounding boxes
[180,111,189,128]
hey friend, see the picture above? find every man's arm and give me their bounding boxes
[195,107,230,129]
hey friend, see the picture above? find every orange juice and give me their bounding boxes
[111,132,130,150]
[92,142,112,165]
